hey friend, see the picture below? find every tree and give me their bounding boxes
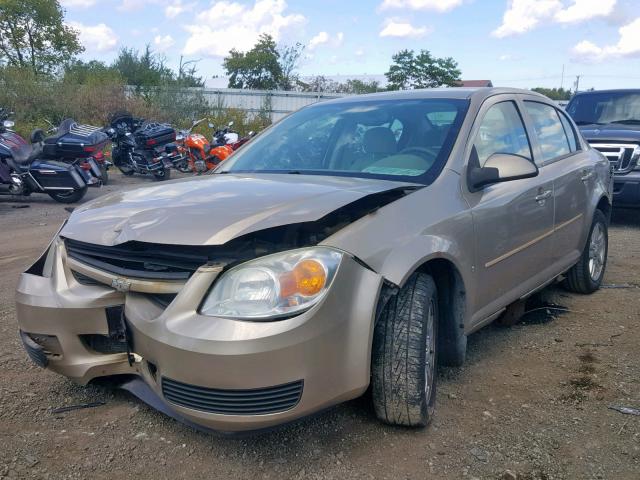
[112,46,175,87]
[177,56,204,88]
[223,34,283,90]
[342,79,380,94]
[531,87,572,101]
[385,49,461,90]
[0,0,83,75]
[63,60,121,84]
[278,42,304,91]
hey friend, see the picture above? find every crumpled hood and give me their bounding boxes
[62,173,417,246]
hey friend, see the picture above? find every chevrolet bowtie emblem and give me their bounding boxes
[111,277,132,293]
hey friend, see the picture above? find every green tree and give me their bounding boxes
[278,42,304,90]
[223,34,283,90]
[112,45,174,87]
[63,60,121,85]
[385,49,461,90]
[0,0,83,75]
[342,79,380,94]
[531,87,573,101]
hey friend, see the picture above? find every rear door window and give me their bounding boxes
[558,111,579,152]
[524,101,571,162]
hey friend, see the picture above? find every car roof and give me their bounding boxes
[572,89,640,96]
[318,87,549,106]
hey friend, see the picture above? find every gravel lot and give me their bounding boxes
[0,171,638,480]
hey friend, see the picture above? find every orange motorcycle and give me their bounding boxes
[180,118,234,174]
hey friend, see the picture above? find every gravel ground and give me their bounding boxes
[0,171,638,480]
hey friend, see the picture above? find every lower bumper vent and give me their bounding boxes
[161,378,303,415]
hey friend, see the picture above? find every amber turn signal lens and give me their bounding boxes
[279,259,327,298]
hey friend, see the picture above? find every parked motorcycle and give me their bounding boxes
[0,109,92,203]
[179,119,235,174]
[107,112,173,181]
[30,119,108,186]
[229,130,256,151]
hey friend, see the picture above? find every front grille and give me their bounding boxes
[590,142,639,173]
[80,334,128,354]
[64,238,209,280]
[162,378,304,415]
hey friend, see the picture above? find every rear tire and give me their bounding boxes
[48,187,87,204]
[372,272,438,427]
[563,209,608,294]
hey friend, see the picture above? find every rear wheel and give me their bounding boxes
[564,209,608,294]
[48,187,87,204]
[372,272,438,427]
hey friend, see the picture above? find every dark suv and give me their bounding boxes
[566,89,640,207]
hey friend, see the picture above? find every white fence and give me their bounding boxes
[198,88,349,122]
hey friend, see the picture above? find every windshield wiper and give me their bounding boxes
[610,119,640,125]
[575,121,605,126]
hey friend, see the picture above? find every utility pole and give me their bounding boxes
[574,75,581,93]
[560,64,565,90]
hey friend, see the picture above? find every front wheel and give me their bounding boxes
[48,187,88,204]
[372,272,438,427]
[563,209,608,294]
[153,168,171,181]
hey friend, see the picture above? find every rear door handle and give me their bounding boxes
[581,170,594,182]
[535,190,552,203]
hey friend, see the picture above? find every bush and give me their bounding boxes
[0,67,269,139]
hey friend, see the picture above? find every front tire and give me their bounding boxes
[48,187,87,204]
[372,272,438,427]
[564,209,608,294]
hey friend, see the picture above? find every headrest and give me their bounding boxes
[363,127,397,155]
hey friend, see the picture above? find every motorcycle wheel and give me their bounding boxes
[177,161,192,174]
[48,187,88,204]
[118,166,135,176]
[100,165,109,185]
[153,168,171,181]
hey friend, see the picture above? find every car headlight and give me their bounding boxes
[200,247,344,320]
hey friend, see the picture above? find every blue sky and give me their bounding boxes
[60,0,640,90]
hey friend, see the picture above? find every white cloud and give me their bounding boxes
[309,31,329,49]
[380,21,430,38]
[67,21,118,53]
[165,0,193,18]
[379,0,463,12]
[183,0,305,57]
[154,34,175,52]
[60,0,96,7]
[572,17,640,62]
[493,0,617,38]
[355,48,365,57]
[554,0,616,23]
[308,31,344,50]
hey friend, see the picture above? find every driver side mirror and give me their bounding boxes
[468,153,538,191]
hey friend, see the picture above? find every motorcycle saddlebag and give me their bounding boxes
[43,122,109,159]
[135,123,176,149]
[29,160,86,190]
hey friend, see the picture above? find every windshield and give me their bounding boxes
[566,92,640,125]
[218,98,469,184]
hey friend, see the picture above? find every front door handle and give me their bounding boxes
[535,190,552,204]
[581,170,594,182]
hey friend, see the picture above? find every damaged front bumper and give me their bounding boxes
[15,240,383,432]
